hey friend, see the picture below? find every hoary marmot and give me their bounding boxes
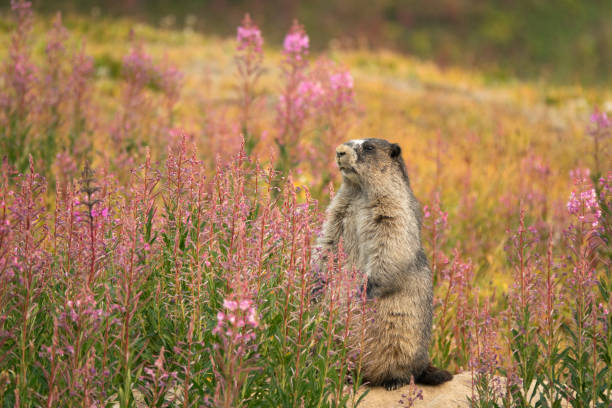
[317,138,453,390]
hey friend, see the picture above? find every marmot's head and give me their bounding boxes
[335,138,408,188]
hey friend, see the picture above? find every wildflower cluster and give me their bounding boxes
[567,173,602,228]
[283,21,309,58]
[236,14,263,53]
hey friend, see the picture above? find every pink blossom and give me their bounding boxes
[237,14,263,53]
[567,188,601,227]
[283,21,309,56]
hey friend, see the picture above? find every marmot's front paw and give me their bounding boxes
[366,278,399,299]
[310,275,328,304]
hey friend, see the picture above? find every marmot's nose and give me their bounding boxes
[336,144,350,158]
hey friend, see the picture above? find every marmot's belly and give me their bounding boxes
[357,295,430,385]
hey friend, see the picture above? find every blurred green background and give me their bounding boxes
[7,0,612,85]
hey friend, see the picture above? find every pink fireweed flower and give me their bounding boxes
[236,14,263,53]
[235,13,264,133]
[567,188,601,227]
[283,20,309,58]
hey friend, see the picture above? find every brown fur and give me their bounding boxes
[317,138,452,390]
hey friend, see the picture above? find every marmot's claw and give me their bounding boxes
[365,279,379,299]
[381,378,406,391]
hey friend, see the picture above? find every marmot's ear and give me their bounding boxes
[390,143,401,158]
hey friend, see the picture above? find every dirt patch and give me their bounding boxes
[357,371,472,408]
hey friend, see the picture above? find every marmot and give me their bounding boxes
[317,138,452,390]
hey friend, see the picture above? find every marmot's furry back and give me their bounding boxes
[317,138,452,390]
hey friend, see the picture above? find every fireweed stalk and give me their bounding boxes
[423,190,450,286]
[424,192,474,371]
[112,39,154,161]
[211,296,259,408]
[468,296,505,408]
[235,13,264,151]
[536,226,563,407]
[398,377,423,408]
[114,148,162,407]
[42,289,105,406]
[38,13,68,176]
[66,41,94,160]
[562,169,605,407]
[592,172,612,405]
[432,249,473,371]
[505,208,540,407]
[139,347,177,408]
[5,157,50,405]
[0,0,36,172]
[275,19,310,174]
[304,58,356,192]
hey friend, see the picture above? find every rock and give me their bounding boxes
[357,372,472,408]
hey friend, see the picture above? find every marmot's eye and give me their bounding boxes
[363,143,374,151]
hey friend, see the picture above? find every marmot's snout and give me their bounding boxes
[335,143,358,172]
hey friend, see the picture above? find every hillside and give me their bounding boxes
[1,14,608,286]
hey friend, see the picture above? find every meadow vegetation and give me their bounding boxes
[0,1,610,407]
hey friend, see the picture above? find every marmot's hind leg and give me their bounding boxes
[415,363,453,385]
